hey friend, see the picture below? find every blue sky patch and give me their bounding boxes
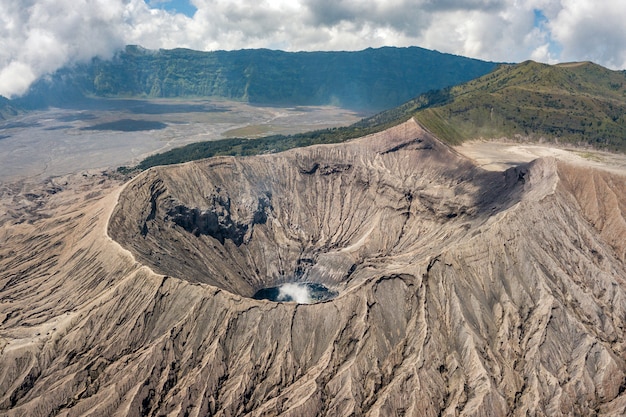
[533,9,562,59]
[533,9,548,28]
[146,0,197,18]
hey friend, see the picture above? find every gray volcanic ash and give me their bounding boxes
[2,119,626,416]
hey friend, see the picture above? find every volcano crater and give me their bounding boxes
[108,120,525,302]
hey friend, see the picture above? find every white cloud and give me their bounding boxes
[0,62,36,99]
[277,283,312,304]
[548,0,626,68]
[0,0,625,98]
[0,0,128,97]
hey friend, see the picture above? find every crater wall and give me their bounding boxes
[109,120,520,298]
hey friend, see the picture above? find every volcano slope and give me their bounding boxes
[3,119,626,416]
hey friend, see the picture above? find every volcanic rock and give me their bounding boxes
[2,119,626,416]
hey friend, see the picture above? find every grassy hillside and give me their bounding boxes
[17,45,497,111]
[412,61,626,149]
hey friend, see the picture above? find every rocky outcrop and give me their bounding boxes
[2,119,626,416]
[164,192,271,245]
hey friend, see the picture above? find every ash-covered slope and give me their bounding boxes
[2,120,626,416]
[110,120,505,298]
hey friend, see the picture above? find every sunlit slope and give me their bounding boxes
[362,60,626,150]
[418,61,626,148]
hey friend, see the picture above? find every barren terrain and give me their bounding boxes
[2,119,626,416]
[456,140,626,174]
[0,99,362,182]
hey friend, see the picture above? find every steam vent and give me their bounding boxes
[5,119,626,416]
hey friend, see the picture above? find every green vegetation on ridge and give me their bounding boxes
[133,60,626,171]
[135,123,392,171]
[17,45,496,111]
[413,61,626,149]
[346,60,626,149]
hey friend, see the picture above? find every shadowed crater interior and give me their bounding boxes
[108,120,527,302]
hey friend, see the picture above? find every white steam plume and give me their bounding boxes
[277,283,311,304]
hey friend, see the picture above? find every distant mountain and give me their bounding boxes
[364,60,626,151]
[16,45,497,111]
[0,95,21,121]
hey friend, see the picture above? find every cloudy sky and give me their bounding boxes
[1,0,625,98]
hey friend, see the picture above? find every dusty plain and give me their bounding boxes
[0,98,363,182]
[456,139,626,174]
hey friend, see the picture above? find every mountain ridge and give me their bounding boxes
[0,96,20,121]
[12,45,497,111]
[412,60,626,149]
